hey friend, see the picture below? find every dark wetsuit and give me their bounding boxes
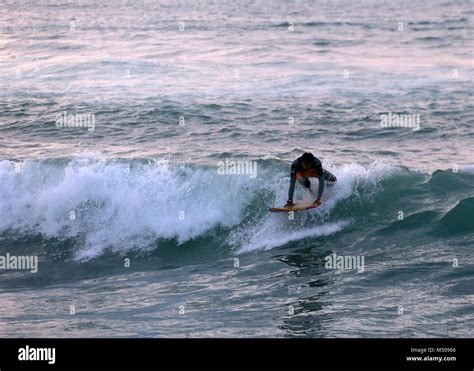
[287,155,337,203]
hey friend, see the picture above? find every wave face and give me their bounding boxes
[1,157,473,262]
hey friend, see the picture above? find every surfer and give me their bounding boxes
[285,152,337,207]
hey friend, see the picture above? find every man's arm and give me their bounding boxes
[287,166,297,204]
[314,173,324,205]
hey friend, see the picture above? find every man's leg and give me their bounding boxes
[323,169,337,183]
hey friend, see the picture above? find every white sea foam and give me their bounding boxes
[0,157,262,260]
[236,221,350,253]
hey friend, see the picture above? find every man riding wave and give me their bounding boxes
[286,152,337,208]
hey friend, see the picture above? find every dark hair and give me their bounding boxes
[301,152,315,163]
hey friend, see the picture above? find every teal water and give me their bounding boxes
[0,0,473,337]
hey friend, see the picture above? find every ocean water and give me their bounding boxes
[0,0,473,337]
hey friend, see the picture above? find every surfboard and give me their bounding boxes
[269,201,318,212]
